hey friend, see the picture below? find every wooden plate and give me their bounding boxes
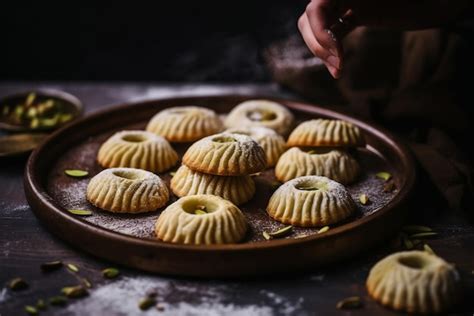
[24,95,415,277]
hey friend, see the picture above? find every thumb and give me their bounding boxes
[305,0,343,57]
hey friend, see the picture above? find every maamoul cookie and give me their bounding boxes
[224,99,294,135]
[267,176,355,227]
[97,130,178,173]
[287,119,365,147]
[86,168,169,213]
[182,132,266,176]
[225,126,286,167]
[367,251,461,314]
[171,165,255,205]
[146,106,223,142]
[274,147,359,184]
[155,195,248,244]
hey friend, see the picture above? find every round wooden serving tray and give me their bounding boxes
[25,95,415,277]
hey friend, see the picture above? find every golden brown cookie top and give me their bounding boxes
[155,194,248,244]
[97,130,178,173]
[146,106,223,142]
[86,167,169,213]
[274,147,360,184]
[224,100,294,135]
[366,251,461,314]
[170,165,255,206]
[267,175,356,227]
[226,126,286,168]
[287,119,365,147]
[182,132,266,176]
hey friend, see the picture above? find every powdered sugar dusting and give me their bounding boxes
[225,125,279,140]
[0,288,9,304]
[46,120,397,241]
[56,180,89,210]
[183,132,266,175]
[57,276,303,316]
[0,203,30,217]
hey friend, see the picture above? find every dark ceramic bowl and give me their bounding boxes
[0,89,83,132]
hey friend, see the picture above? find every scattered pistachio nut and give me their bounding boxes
[262,231,271,240]
[30,118,40,129]
[40,260,63,272]
[49,296,67,306]
[169,171,176,177]
[402,235,414,250]
[81,278,92,288]
[9,277,28,290]
[139,297,157,310]
[36,299,47,310]
[359,194,369,205]
[375,172,392,181]
[25,93,36,107]
[336,296,363,309]
[42,99,54,109]
[64,169,89,178]
[67,209,92,216]
[194,205,207,215]
[318,226,330,234]
[59,114,73,123]
[269,225,293,238]
[424,244,435,255]
[402,225,433,234]
[26,107,38,118]
[102,267,120,279]
[66,263,79,273]
[25,305,38,315]
[61,285,88,298]
[410,232,438,239]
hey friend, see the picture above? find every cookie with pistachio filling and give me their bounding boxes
[146,106,223,143]
[87,168,169,213]
[171,165,255,205]
[224,99,294,135]
[274,147,359,184]
[97,130,178,173]
[366,251,461,314]
[155,195,248,244]
[287,119,365,147]
[182,132,266,176]
[267,176,356,227]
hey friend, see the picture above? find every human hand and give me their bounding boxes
[298,0,472,79]
[298,0,353,79]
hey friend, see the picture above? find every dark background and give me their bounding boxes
[1,1,306,82]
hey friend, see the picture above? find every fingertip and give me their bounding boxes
[326,55,341,70]
[325,63,342,79]
[297,14,305,31]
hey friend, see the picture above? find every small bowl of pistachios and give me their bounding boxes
[0,89,82,132]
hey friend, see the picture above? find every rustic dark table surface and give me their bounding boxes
[1,82,473,316]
